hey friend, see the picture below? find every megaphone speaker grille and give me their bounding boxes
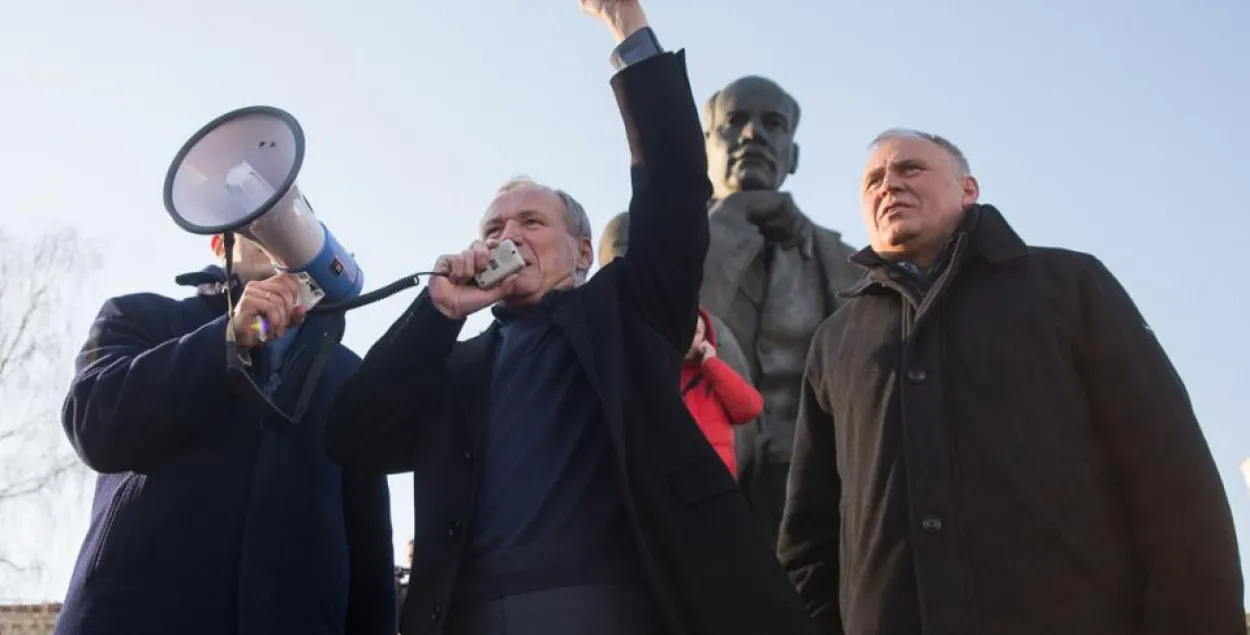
[163,106,306,235]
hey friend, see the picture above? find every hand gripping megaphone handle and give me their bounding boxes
[248,272,324,342]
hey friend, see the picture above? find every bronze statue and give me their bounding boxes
[700,76,861,542]
[599,211,754,392]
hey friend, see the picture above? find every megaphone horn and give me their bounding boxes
[163,106,364,336]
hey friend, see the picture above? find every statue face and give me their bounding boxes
[705,78,799,199]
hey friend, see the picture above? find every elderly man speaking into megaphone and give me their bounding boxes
[53,232,397,635]
[324,2,820,635]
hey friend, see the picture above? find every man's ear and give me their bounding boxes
[961,175,980,207]
[210,234,225,259]
[578,237,595,275]
[790,143,800,176]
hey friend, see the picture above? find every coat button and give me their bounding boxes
[430,604,441,621]
[921,516,943,533]
[448,521,462,538]
[463,449,473,462]
[907,367,927,383]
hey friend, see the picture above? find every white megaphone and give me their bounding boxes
[163,106,364,339]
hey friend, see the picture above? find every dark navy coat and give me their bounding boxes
[54,266,396,635]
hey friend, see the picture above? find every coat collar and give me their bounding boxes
[841,204,1027,300]
[174,265,241,298]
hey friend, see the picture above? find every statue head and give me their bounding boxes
[704,76,802,200]
[598,211,630,268]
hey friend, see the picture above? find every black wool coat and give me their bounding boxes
[780,205,1243,635]
[327,51,821,635]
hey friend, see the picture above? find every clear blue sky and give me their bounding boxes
[3,0,1248,604]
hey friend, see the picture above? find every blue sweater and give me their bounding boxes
[455,293,643,602]
[54,267,395,635]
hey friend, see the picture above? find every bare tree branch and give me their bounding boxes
[0,226,100,596]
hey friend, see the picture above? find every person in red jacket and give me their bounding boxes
[682,308,765,476]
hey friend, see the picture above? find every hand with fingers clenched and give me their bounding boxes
[579,0,648,43]
[229,273,308,348]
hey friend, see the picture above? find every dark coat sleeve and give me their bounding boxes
[1076,255,1244,635]
[777,335,847,635]
[61,294,234,473]
[342,468,397,635]
[326,289,464,474]
[609,50,712,350]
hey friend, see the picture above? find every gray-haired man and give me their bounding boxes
[780,128,1242,635]
[325,3,821,635]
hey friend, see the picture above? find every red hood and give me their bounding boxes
[697,306,717,347]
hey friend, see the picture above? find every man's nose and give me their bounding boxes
[881,169,904,192]
[498,220,524,244]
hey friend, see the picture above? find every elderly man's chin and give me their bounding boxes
[877,222,920,250]
[503,268,543,297]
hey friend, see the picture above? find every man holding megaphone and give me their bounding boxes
[325,2,820,635]
[53,234,397,635]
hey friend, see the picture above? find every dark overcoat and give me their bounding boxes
[326,51,820,635]
[779,204,1244,635]
[55,267,396,635]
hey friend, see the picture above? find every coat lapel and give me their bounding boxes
[449,325,499,450]
[704,204,860,318]
[550,288,627,447]
[701,209,764,319]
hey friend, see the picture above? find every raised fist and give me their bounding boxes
[579,0,639,18]
[579,0,647,43]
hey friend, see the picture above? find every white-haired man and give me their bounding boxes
[779,128,1243,635]
[325,2,820,635]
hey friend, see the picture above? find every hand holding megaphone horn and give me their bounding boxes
[229,273,308,348]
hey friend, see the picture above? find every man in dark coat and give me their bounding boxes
[324,2,819,635]
[778,127,1244,635]
[54,234,396,635]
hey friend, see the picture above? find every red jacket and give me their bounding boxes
[681,308,764,477]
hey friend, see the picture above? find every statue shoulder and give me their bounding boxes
[804,221,857,256]
[807,222,865,288]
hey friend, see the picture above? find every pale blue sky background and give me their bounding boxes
[2,0,1248,604]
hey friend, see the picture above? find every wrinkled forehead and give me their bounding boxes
[480,185,565,230]
[864,136,950,174]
